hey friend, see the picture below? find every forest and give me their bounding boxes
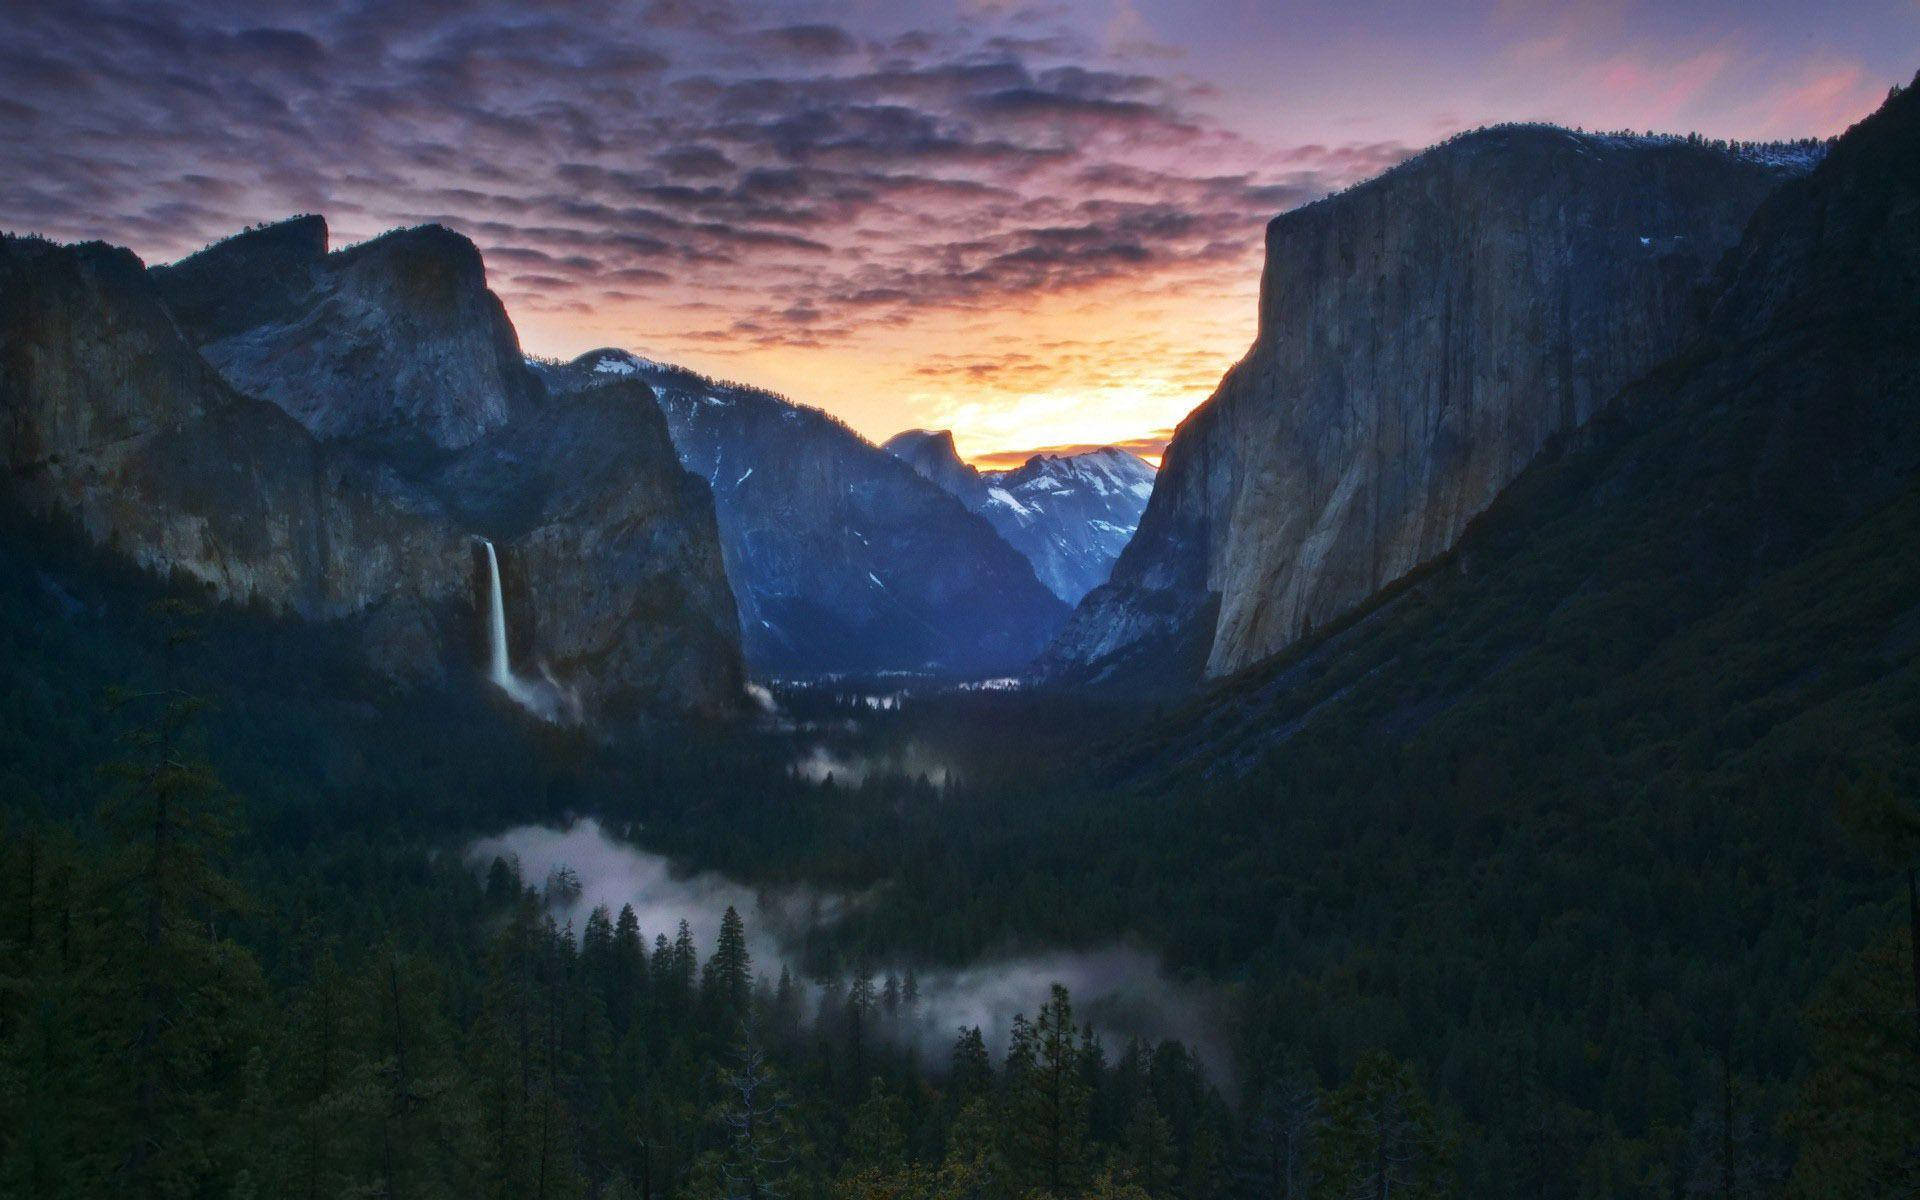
[1,478,1916,1200]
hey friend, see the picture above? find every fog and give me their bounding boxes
[466,818,1225,1078]
[788,742,951,788]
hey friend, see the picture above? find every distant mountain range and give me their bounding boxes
[0,206,1160,707]
[7,90,1896,729]
[533,350,1069,678]
[883,429,1155,606]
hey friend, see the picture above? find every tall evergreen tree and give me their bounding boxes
[948,1027,993,1112]
[689,1034,805,1200]
[1316,1052,1454,1200]
[1004,985,1091,1197]
[702,906,753,1034]
[97,605,267,1199]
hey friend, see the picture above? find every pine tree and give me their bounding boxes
[689,1034,806,1200]
[611,904,648,1038]
[846,972,878,1093]
[771,967,804,1048]
[1315,1052,1454,1200]
[948,1027,992,1112]
[1239,1071,1322,1200]
[1120,1096,1178,1197]
[97,606,267,1199]
[1003,985,1091,1197]
[702,906,753,1035]
[845,1077,909,1175]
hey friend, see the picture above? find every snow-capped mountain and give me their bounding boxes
[884,429,1156,605]
[535,352,1067,677]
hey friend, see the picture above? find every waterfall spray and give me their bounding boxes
[482,538,515,691]
[478,538,575,720]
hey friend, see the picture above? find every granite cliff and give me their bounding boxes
[1042,127,1819,688]
[1,219,745,720]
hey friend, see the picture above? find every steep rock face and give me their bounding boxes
[1043,127,1816,687]
[433,377,745,718]
[540,351,1067,676]
[884,430,991,505]
[884,429,1156,605]
[2,225,747,721]
[0,233,466,629]
[1124,80,1920,783]
[148,215,329,343]
[159,216,538,453]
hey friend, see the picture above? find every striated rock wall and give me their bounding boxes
[0,234,465,622]
[435,378,746,718]
[1,225,746,721]
[1043,127,1812,686]
[159,217,539,453]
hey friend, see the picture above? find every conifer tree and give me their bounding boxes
[1004,985,1091,1197]
[98,603,267,1199]
[611,904,648,1037]
[1315,1052,1454,1200]
[702,906,753,1034]
[1120,1096,1178,1198]
[948,1027,993,1111]
[690,1033,806,1200]
[1238,1071,1322,1200]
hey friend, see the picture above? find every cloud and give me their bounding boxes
[0,0,1347,336]
[753,23,859,59]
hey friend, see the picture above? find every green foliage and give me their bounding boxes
[1784,928,1920,1198]
[1002,985,1092,1197]
[1314,1052,1455,1200]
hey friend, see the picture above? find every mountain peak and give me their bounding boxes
[157,215,539,452]
[149,214,330,344]
[1047,104,1802,689]
[884,428,981,498]
[163,213,329,270]
[883,428,961,458]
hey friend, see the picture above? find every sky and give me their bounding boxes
[3,1,1912,465]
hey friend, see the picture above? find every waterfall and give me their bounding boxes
[479,538,574,719]
[482,538,515,690]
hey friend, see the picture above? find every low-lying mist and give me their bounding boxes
[788,741,952,788]
[466,818,1225,1077]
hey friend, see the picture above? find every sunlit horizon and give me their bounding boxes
[7,0,1908,464]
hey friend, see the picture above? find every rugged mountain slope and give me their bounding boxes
[154,217,540,453]
[884,429,1156,604]
[961,82,1916,1190]
[1042,127,1820,689]
[0,233,463,627]
[538,352,1067,676]
[1,221,745,720]
[1125,81,1920,784]
[433,375,743,719]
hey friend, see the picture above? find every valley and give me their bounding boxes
[2,22,1917,1200]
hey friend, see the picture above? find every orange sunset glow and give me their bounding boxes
[6,1,1905,464]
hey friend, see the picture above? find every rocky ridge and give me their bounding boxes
[1,218,745,720]
[1041,125,1822,688]
[884,429,1156,605]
